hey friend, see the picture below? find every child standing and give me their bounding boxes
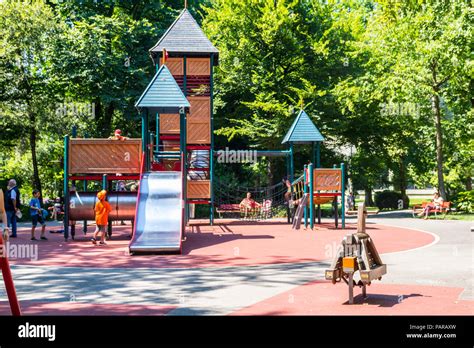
[91,190,112,246]
[30,189,47,241]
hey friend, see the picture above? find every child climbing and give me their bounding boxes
[91,190,112,246]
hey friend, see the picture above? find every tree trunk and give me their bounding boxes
[398,155,409,208]
[103,102,115,137]
[466,176,472,191]
[29,112,42,205]
[364,187,374,207]
[94,98,103,136]
[431,62,447,200]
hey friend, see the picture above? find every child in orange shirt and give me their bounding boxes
[91,190,112,245]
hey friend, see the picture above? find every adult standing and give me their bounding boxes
[5,179,20,238]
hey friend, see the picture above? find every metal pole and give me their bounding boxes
[156,112,160,156]
[348,272,354,304]
[316,142,321,168]
[289,142,294,183]
[318,204,321,225]
[180,108,188,227]
[341,162,346,229]
[149,132,154,166]
[210,54,214,225]
[183,56,187,96]
[83,180,87,234]
[304,164,308,228]
[362,284,367,298]
[141,111,146,154]
[72,126,77,138]
[63,135,70,241]
[309,163,314,230]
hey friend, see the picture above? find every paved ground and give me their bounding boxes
[0,214,472,315]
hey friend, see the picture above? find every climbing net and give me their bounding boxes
[213,174,305,220]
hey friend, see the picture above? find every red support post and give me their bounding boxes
[0,235,21,316]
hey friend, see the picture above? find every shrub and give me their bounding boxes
[374,190,408,210]
[454,190,474,213]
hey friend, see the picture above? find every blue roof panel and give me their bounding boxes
[135,65,190,111]
[282,110,325,144]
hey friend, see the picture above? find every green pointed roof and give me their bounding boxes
[135,65,190,113]
[281,110,325,144]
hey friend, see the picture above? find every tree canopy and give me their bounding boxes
[0,0,472,203]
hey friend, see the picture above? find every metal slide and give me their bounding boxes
[129,171,183,253]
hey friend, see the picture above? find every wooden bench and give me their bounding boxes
[412,201,451,219]
[216,204,242,218]
[216,201,273,220]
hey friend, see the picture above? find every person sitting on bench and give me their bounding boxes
[418,192,444,220]
[240,192,261,217]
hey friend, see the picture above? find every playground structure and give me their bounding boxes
[325,203,387,304]
[291,163,346,229]
[61,8,348,253]
[63,138,141,240]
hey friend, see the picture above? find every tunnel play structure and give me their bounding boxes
[62,8,347,253]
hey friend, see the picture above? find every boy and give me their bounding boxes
[91,190,112,246]
[30,189,47,241]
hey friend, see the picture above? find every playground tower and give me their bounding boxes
[149,9,218,223]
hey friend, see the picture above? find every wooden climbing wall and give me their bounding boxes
[69,139,142,174]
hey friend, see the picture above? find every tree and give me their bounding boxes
[364,1,472,199]
[0,0,62,197]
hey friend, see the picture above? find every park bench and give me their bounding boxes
[216,200,273,220]
[412,201,451,219]
[216,204,242,218]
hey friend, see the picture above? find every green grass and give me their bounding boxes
[409,197,427,207]
[413,212,474,221]
[355,196,430,208]
[436,213,474,221]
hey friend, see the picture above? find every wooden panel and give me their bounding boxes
[187,123,210,144]
[186,58,210,76]
[159,57,183,75]
[69,139,142,174]
[160,114,180,134]
[187,180,210,199]
[187,96,210,144]
[313,169,342,191]
[188,96,210,120]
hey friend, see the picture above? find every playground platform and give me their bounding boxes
[0,218,472,315]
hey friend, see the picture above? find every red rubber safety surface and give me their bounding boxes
[0,301,175,316]
[231,281,474,315]
[6,219,434,269]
